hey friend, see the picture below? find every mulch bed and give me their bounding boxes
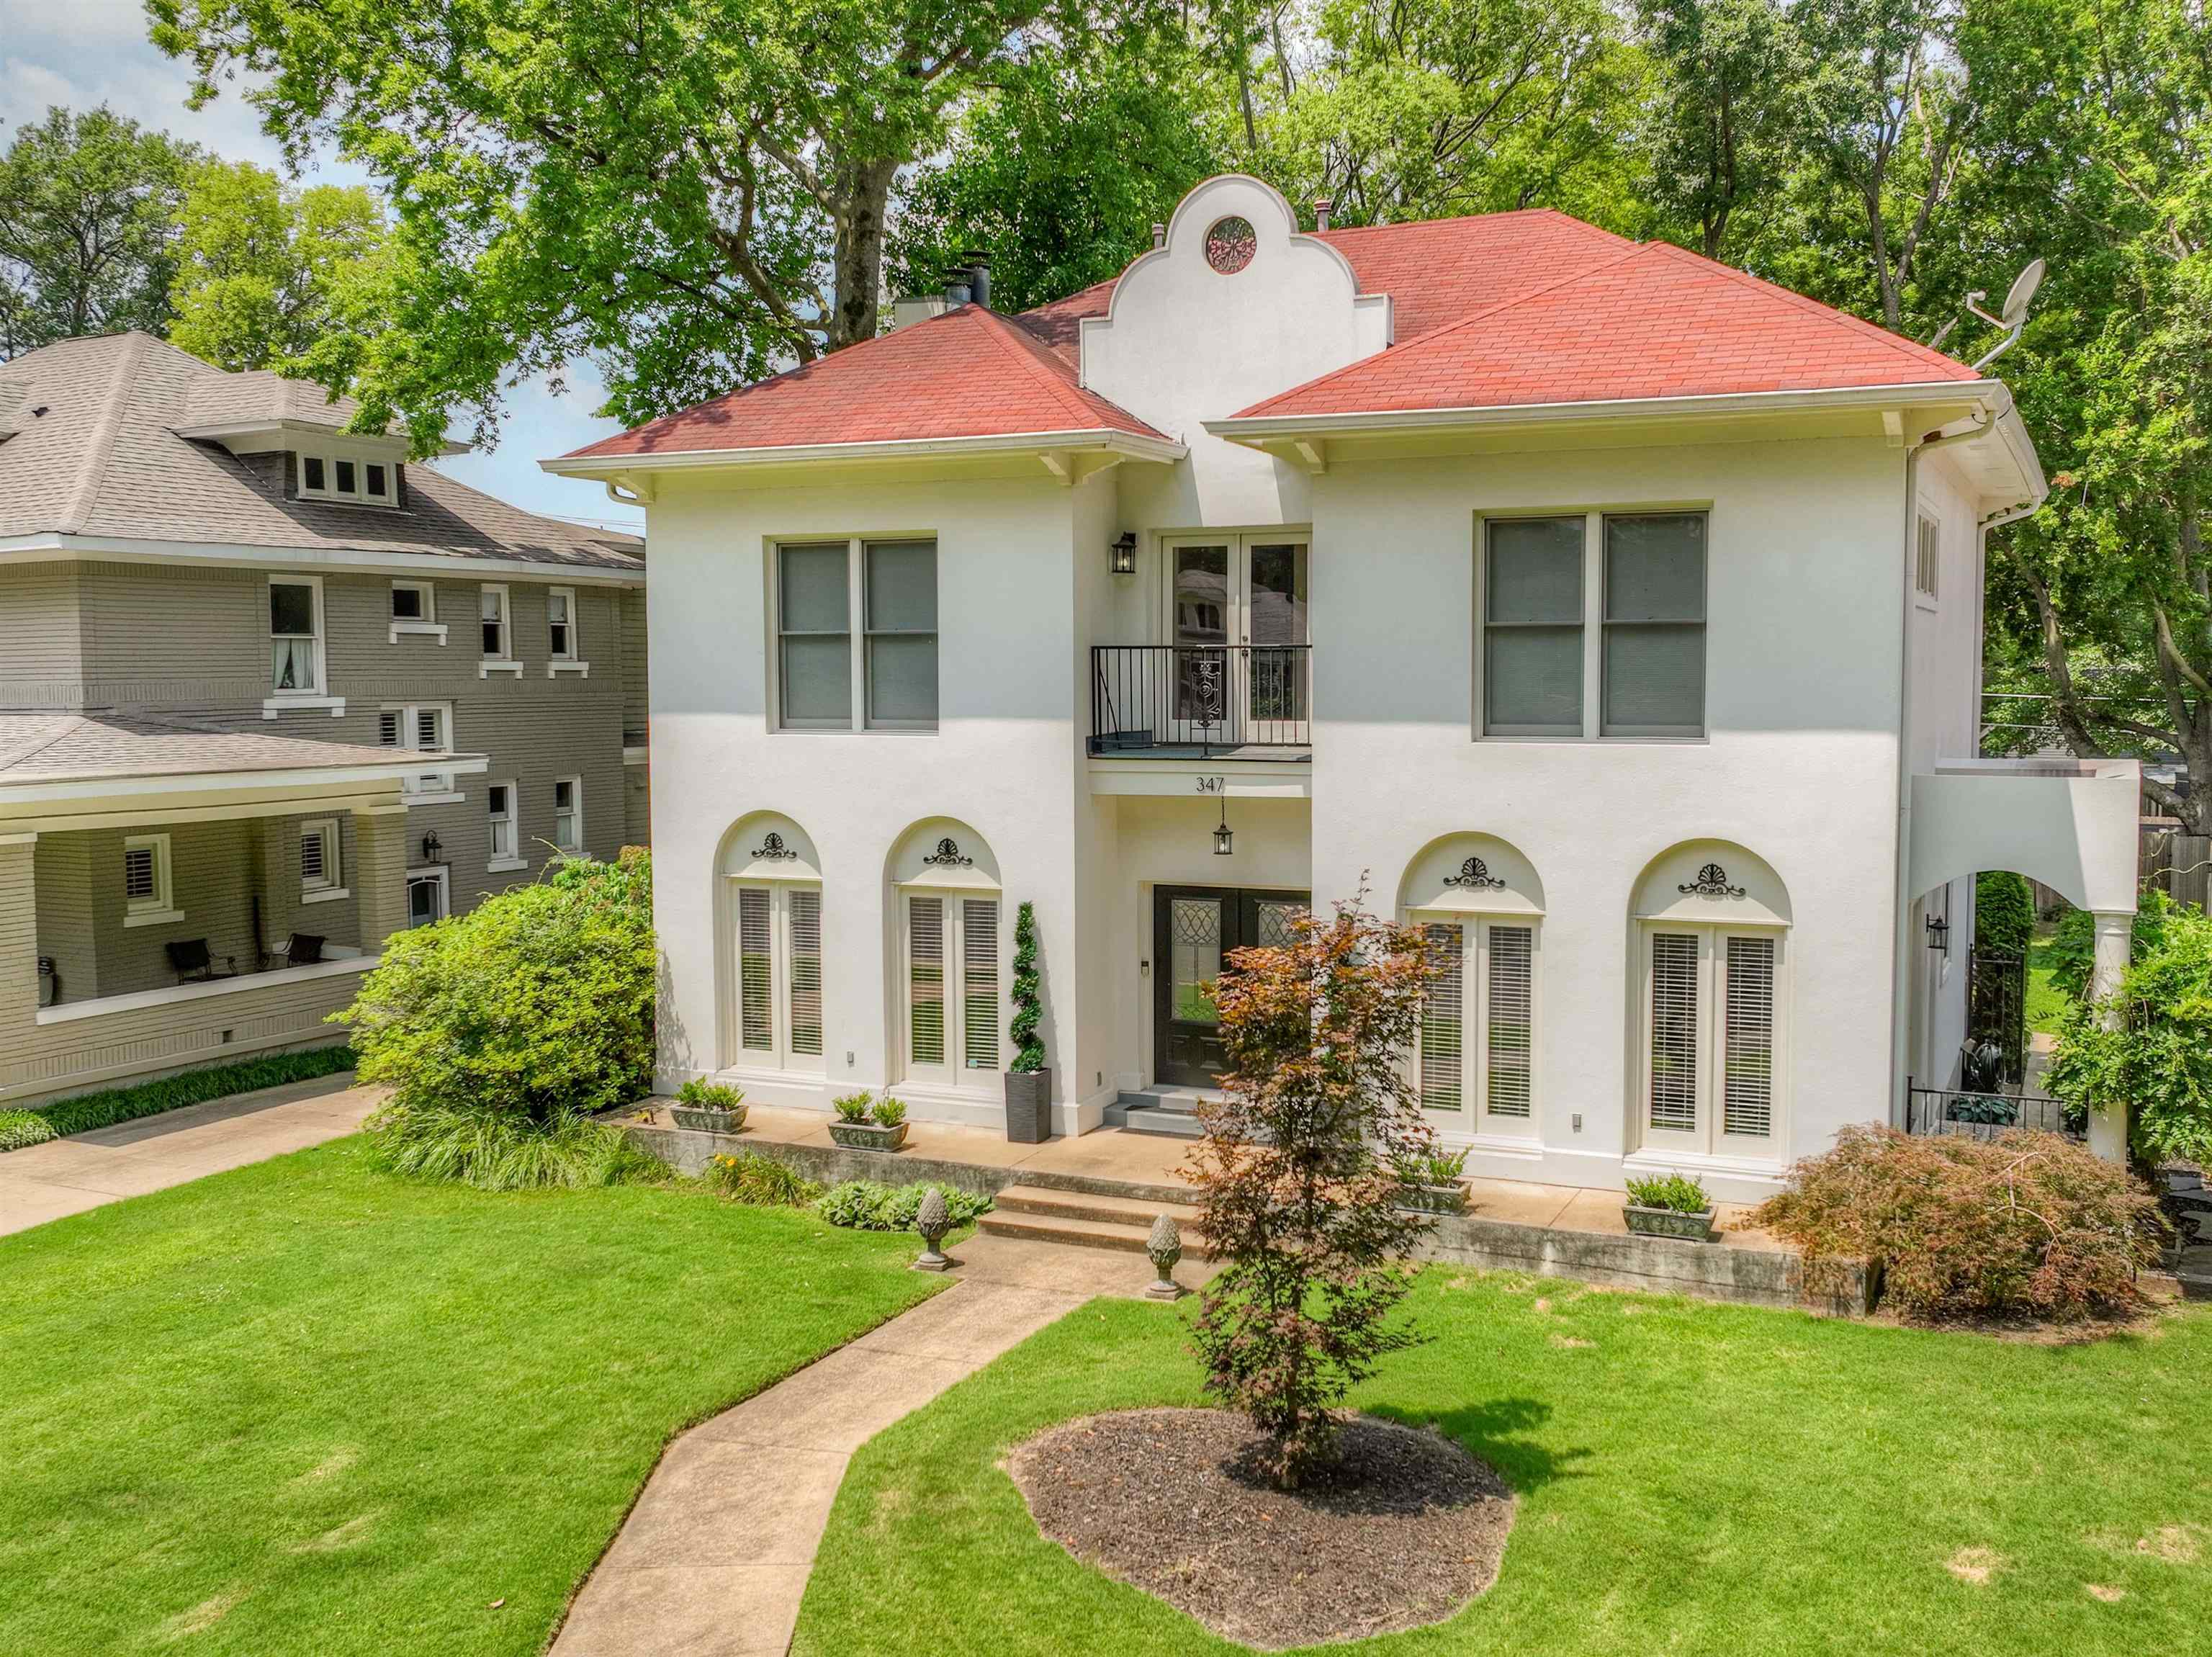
[1004,1407,1514,1649]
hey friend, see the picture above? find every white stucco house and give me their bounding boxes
[547,174,2138,1200]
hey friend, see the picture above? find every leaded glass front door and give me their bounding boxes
[1152,887,1309,1087]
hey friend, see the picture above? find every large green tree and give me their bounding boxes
[0,107,199,358]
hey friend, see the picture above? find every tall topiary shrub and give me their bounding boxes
[1974,871,2036,957]
[1009,899,1045,1073]
[1188,894,1442,1488]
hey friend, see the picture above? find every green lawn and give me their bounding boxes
[2027,925,2070,1036]
[0,1137,940,1655]
[794,1277,2212,1657]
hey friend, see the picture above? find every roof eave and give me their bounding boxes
[542,427,1187,479]
[172,417,466,457]
[0,532,644,584]
[0,753,489,809]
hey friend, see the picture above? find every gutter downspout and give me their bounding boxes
[1887,405,1999,1125]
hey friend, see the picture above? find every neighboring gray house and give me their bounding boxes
[0,332,646,1104]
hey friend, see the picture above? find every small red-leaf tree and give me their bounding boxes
[1187,893,1444,1488]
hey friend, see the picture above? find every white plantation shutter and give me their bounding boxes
[962,899,999,1069]
[1419,923,1465,1113]
[1648,933,1701,1133]
[378,710,400,746]
[300,830,327,886]
[909,897,945,1066]
[123,845,156,902]
[1485,925,1534,1118]
[415,708,441,750]
[1723,935,1776,1137]
[737,887,773,1052]
[788,889,823,1057]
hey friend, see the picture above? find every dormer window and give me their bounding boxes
[297,451,393,505]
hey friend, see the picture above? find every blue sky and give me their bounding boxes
[0,0,645,534]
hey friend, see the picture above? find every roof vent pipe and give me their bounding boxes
[1313,198,1333,232]
[964,253,991,310]
[944,271,973,306]
[1151,223,1166,250]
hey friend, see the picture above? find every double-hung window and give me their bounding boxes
[1639,925,1784,1158]
[121,833,180,927]
[486,781,523,868]
[728,882,825,1072]
[1480,511,1707,739]
[552,777,583,853]
[1415,917,1539,1137]
[546,585,585,672]
[479,585,520,674]
[269,576,324,696]
[903,892,1000,1085]
[775,539,938,730]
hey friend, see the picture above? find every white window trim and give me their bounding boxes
[264,572,335,714]
[898,886,1002,1090]
[121,833,183,928]
[297,450,395,506]
[486,778,525,871]
[379,701,457,799]
[1408,910,1542,1146]
[552,775,583,855]
[1914,509,1942,609]
[1634,920,1789,1165]
[299,817,349,902]
[478,583,521,675]
[546,585,588,675]
[769,536,939,733]
[389,580,447,644]
[721,878,828,1074]
[1475,508,1710,744]
[404,864,451,928]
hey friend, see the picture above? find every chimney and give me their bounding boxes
[1151,223,1166,250]
[944,270,972,306]
[963,253,991,310]
[1313,197,1334,232]
[891,294,950,331]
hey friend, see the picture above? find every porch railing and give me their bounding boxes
[1089,645,1312,755]
[1905,1080,2082,1142]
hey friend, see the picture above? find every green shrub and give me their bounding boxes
[2047,890,2177,1002]
[1749,1124,2164,1321]
[832,1090,875,1124]
[0,1110,57,1152]
[0,1046,357,1153]
[677,1079,745,1111]
[2046,898,2212,1164]
[368,1100,667,1191]
[1625,1172,1711,1213]
[871,1095,907,1128]
[341,851,655,1185]
[708,1151,822,1207]
[1974,871,2036,957]
[1393,1145,1467,1185]
[817,1180,990,1232]
[1010,900,1046,1073]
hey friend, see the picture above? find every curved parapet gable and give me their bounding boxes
[1632,840,1791,929]
[1398,833,1546,918]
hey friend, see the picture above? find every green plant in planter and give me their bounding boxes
[1393,1145,1469,1186]
[678,1079,745,1111]
[1625,1172,1711,1214]
[1010,901,1046,1073]
[871,1096,908,1128]
[832,1090,875,1124]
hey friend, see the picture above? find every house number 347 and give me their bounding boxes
[1195,775,1226,794]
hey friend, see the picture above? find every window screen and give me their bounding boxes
[1603,514,1706,737]
[1723,935,1776,1137]
[779,544,852,727]
[1485,518,1584,735]
[1485,925,1534,1118]
[1419,923,1465,1112]
[909,897,945,1065]
[865,540,938,728]
[1648,933,1701,1133]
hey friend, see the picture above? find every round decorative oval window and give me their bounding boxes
[1204,216,1256,274]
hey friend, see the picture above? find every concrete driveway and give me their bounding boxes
[0,1072,383,1238]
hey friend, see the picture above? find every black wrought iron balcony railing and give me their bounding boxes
[1089,644,1313,757]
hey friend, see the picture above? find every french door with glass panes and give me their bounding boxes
[902,892,1001,1089]
[1164,535,1309,746]
[1414,916,1539,1138]
[726,881,825,1072]
[1638,926,1784,1158]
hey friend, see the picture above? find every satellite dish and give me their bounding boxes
[2001,258,2046,327]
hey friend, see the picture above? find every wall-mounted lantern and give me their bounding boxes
[421,830,444,865]
[1925,913,1949,955]
[1110,531,1137,576]
[1213,795,1234,857]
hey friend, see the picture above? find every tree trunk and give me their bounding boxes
[826,154,899,349]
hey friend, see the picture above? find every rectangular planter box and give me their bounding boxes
[1624,1204,1714,1242]
[1004,1069,1053,1144]
[1394,1182,1470,1215]
[670,1105,745,1134]
[828,1121,909,1152]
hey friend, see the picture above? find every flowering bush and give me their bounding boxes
[708,1151,820,1207]
[1748,1125,2164,1321]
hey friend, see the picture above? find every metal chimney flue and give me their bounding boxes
[964,253,991,310]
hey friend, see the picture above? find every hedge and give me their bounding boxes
[0,1044,356,1154]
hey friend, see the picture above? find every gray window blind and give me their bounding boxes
[738,886,773,1052]
[1603,514,1706,737]
[1419,923,1465,1113]
[1648,933,1701,1132]
[865,540,938,728]
[909,896,945,1065]
[962,898,999,1069]
[1723,935,1776,1137]
[788,888,823,1057]
[778,543,853,727]
[1485,925,1534,1118]
[1485,517,1584,735]
[1915,516,1940,598]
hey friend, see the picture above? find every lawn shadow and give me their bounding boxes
[1369,1396,1587,1495]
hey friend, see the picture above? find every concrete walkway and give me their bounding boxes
[0,1072,382,1237]
[552,1236,1197,1657]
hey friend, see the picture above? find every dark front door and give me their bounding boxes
[1153,886,1310,1087]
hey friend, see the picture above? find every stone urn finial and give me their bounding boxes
[912,1187,953,1272]
[1145,1213,1187,1301]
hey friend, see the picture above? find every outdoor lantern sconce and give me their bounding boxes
[1110,531,1137,576]
[1213,795,1233,857]
[421,830,443,864]
[1925,913,1949,955]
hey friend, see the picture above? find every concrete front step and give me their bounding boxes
[979,1188,1216,1260]
[1118,1106,1205,1139]
[994,1183,1201,1229]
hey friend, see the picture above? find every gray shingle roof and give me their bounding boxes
[0,711,451,786]
[0,333,640,572]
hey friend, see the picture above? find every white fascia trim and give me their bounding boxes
[170,417,456,456]
[262,694,347,719]
[0,756,487,808]
[0,533,644,587]
[1205,379,2009,442]
[402,790,467,808]
[35,953,377,1025]
[541,427,1188,477]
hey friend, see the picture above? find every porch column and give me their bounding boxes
[2086,910,2133,1162]
[0,834,37,1059]
[352,804,411,954]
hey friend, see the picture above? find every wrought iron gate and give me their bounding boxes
[1966,948,2026,1086]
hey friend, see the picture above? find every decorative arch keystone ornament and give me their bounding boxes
[1678,863,1747,899]
[1444,856,1506,891]
[750,832,796,861]
[922,837,973,868]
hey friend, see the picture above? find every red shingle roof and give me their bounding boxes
[565,302,1171,460]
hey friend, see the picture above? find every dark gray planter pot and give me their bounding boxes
[1624,1204,1714,1242]
[670,1105,746,1134]
[1393,1182,1470,1215]
[828,1121,909,1152]
[1004,1069,1053,1143]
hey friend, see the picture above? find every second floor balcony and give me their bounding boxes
[1089,645,1312,761]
